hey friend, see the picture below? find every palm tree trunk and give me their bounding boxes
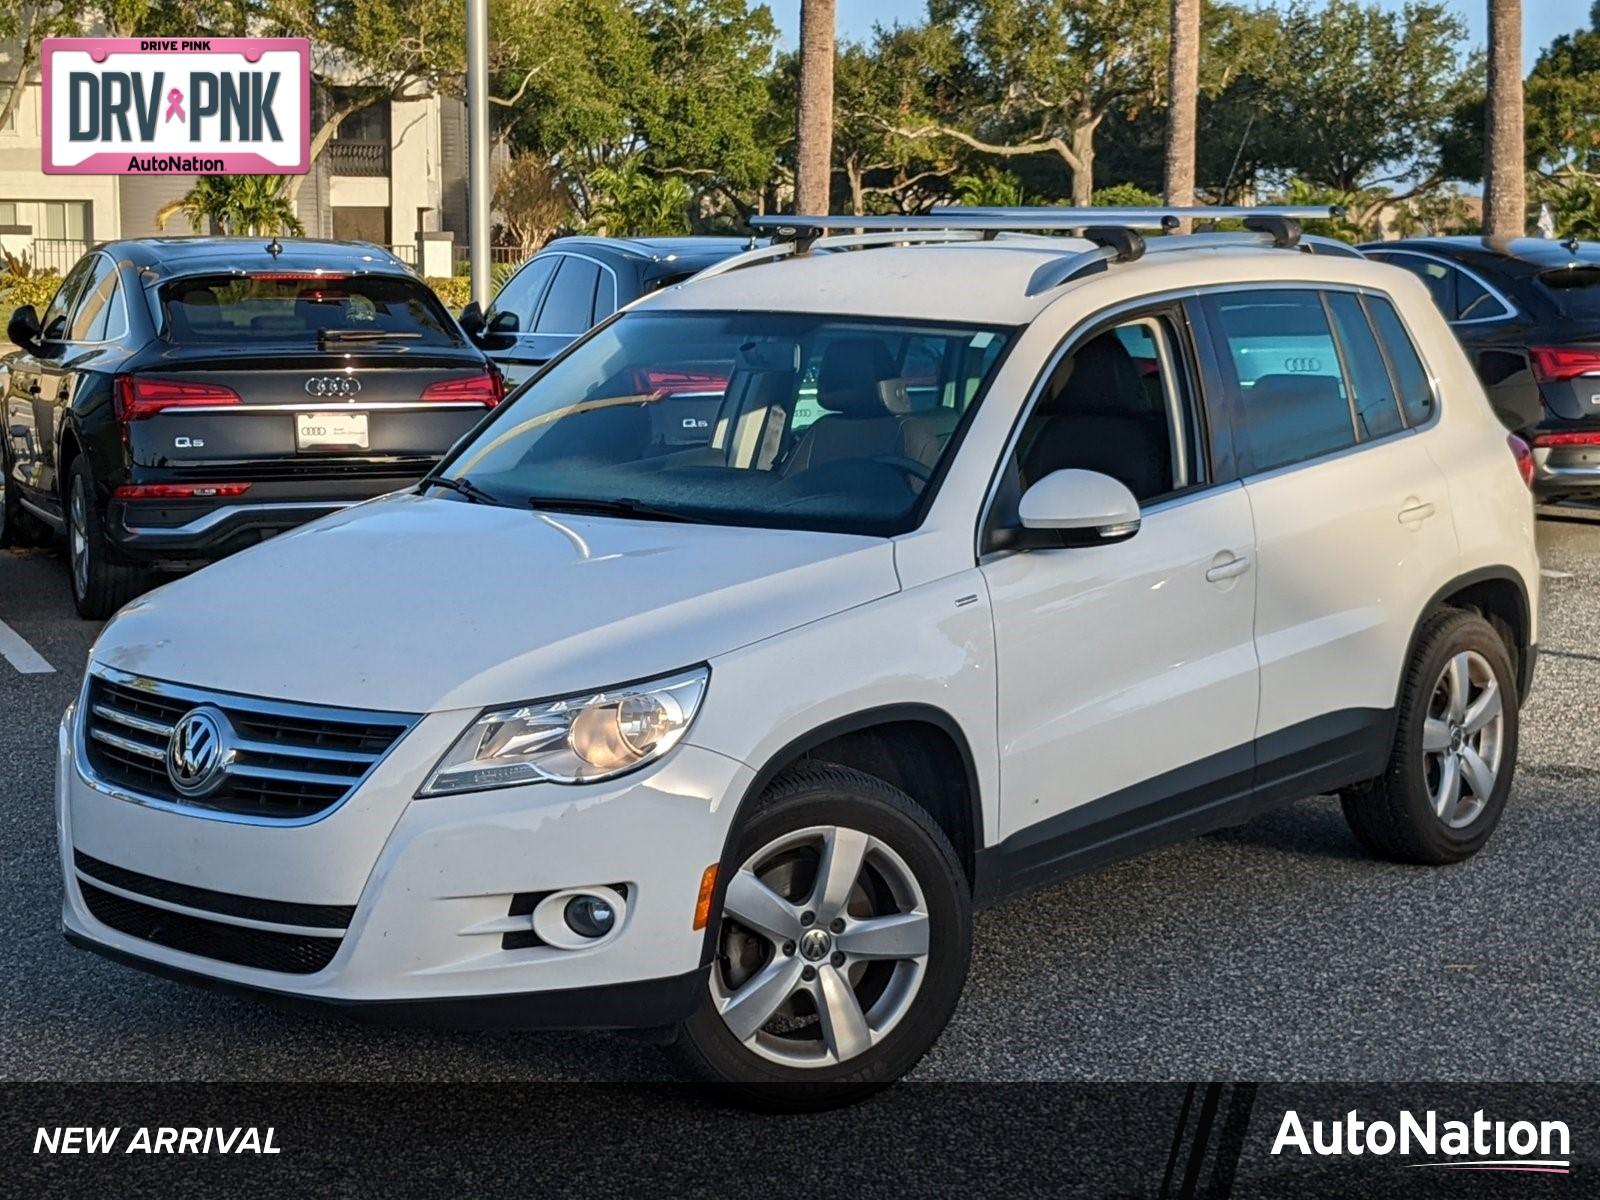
[1163,0,1201,232]
[1483,0,1525,241]
[795,0,836,215]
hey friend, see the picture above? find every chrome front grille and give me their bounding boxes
[81,669,417,821]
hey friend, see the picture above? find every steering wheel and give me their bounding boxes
[872,455,934,485]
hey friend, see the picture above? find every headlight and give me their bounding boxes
[418,666,709,795]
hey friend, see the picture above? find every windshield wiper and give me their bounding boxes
[423,475,501,505]
[318,328,423,346]
[526,495,712,524]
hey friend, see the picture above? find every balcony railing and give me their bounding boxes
[326,139,390,177]
[28,238,90,275]
[381,243,418,266]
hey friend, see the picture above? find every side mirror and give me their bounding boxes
[487,310,520,334]
[458,300,486,339]
[7,305,42,352]
[1015,469,1141,548]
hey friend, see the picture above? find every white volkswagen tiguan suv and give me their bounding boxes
[58,209,1539,1102]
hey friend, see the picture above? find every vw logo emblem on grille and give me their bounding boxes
[166,706,232,798]
[304,375,361,398]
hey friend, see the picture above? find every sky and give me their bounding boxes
[769,1,1592,71]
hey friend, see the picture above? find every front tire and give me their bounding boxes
[1341,609,1520,865]
[671,763,971,1108]
[65,457,146,619]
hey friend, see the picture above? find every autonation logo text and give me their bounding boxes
[1272,1108,1571,1174]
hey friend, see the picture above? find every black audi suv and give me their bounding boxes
[1360,235,1600,501]
[1,238,501,617]
[463,236,751,387]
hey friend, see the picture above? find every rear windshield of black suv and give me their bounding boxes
[156,273,462,347]
[1540,265,1600,319]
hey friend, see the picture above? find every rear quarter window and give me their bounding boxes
[1363,295,1435,427]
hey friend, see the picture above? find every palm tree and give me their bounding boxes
[794,0,836,215]
[1163,0,1201,232]
[156,176,304,237]
[1483,0,1525,240]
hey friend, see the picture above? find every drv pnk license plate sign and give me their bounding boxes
[42,38,309,175]
[296,412,369,452]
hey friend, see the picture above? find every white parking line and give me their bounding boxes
[0,617,54,674]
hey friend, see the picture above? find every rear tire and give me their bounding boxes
[669,762,971,1109]
[65,457,146,620]
[1340,609,1519,865]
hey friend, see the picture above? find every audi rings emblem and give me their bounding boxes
[166,705,233,798]
[305,375,362,398]
[1282,357,1323,373]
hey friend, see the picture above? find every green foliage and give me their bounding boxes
[0,269,63,312]
[585,159,694,236]
[1092,183,1162,207]
[1276,179,1375,242]
[955,168,1026,206]
[156,175,304,236]
[427,275,472,314]
[1523,4,1600,238]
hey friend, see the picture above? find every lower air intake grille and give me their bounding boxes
[79,882,342,975]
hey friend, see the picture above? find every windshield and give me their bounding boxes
[437,310,1012,535]
[158,273,461,347]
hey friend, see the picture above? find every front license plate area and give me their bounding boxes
[295,411,369,451]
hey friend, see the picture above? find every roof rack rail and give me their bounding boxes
[687,204,1348,290]
[927,204,1343,227]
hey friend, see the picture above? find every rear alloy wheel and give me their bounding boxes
[672,763,970,1107]
[1341,609,1519,864]
[65,458,146,619]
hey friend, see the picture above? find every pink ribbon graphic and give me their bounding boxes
[164,88,185,123]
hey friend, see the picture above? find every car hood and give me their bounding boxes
[90,493,900,713]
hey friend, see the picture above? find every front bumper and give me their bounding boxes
[58,703,752,1027]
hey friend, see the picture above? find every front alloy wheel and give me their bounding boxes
[713,824,931,1068]
[671,763,970,1105]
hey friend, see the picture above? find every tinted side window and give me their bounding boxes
[69,257,120,341]
[1212,290,1356,473]
[41,257,95,340]
[594,270,617,321]
[1013,316,1191,502]
[535,256,601,334]
[1376,253,1457,317]
[488,256,557,330]
[1325,292,1403,440]
[1364,295,1434,426]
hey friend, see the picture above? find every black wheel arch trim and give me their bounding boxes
[1406,564,1535,701]
[697,702,984,967]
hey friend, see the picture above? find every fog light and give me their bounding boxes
[564,894,616,939]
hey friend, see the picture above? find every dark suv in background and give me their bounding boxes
[464,236,751,387]
[1,238,500,617]
[1361,236,1600,501]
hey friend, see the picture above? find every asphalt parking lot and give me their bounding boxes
[3,517,1599,1084]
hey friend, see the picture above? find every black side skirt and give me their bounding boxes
[972,707,1392,907]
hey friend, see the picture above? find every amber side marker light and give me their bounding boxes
[692,864,720,930]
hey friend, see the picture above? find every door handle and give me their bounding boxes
[1205,553,1251,583]
[1398,499,1436,526]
